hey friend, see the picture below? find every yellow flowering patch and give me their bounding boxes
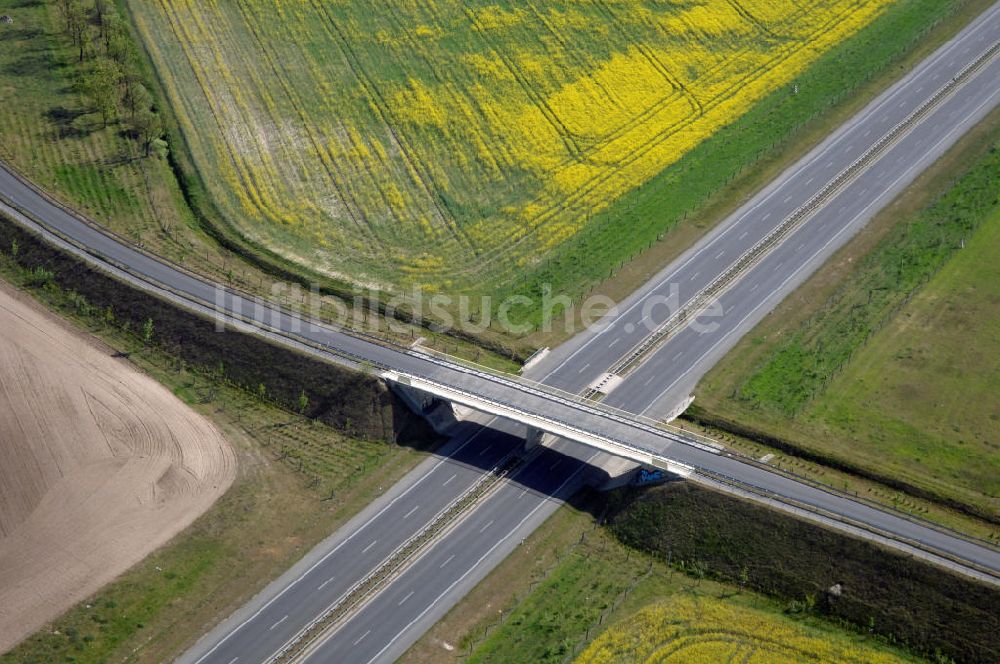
[575,595,913,663]
[129,0,893,291]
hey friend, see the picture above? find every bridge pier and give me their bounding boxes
[388,382,459,435]
[524,426,555,452]
[390,381,435,414]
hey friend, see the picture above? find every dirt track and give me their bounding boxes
[0,283,236,652]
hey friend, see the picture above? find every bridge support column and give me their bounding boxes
[388,382,458,435]
[390,382,436,415]
[524,426,549,450]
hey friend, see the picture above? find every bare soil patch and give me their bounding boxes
[0,283,236,653]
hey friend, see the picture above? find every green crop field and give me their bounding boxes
[1,0,985,336]
[459,512,919,664]
[0,1,190,247]
[697,135,1000,523]
[125,0,919,309]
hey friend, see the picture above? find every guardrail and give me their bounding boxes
[696,464,1000,583]
[606,38,1000,378]
[390,368,1000,575]
[3,186,998,582]
[408,345,724,451]
[271,451,527,662]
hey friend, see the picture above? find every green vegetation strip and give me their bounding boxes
[510,0,979,324]
[737,141,1000,415]
[0,250,423,664]
[285,453,526,662]
[464,500,920,664]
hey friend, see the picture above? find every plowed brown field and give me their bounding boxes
[0,283,236,652]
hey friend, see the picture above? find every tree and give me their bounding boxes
[82,58,121,126]
[60,0,89,62]
[132,105,162,155]
[57,0,79,32]
[298,390,309,415]
[94,0,112,36]
[122,69,150,118]
[105,12,132,62]
[151,137,169,159]
[142,317,154,344]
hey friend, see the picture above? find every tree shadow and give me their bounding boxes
[45,106,87,124]
[0,26,44,42]
[3,51,61,78]
[45,105,94,139]
[101,150,142,168]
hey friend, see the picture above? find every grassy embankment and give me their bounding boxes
[0,0,519,369]
[123,0,989,341]
[0,217,437,663]
[1,0,991,357]
[604,483,999,663]
[520,0,996,341]
[404,485,986,664]
[694,111,1000,529]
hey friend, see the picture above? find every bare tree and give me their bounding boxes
[82,57,121,126]
[132,105,162,155]
[63,0,89,62]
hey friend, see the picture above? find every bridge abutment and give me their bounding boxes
[388,382,459,435]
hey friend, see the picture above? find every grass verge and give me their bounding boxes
[519,0,995,341]
[606,482,1000,663]
[404,491,927,664]
[694,106,1000,526]
[0,246,435,663]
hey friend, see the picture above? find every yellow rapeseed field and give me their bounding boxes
[575,595,913,663]
[128,0,893,292]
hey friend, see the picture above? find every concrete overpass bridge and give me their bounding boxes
[2,175,999,584]
[3,18,1000,664]
[382,368,699,479]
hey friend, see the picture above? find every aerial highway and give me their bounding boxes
[1,3,999,663]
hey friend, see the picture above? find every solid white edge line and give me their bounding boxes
[640,78,1000,415]
[191,422,496,663]
[540,9,996,380]
[361,455,596,664]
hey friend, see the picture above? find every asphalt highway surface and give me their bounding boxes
[1,4,999,663]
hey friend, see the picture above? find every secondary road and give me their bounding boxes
[541,4,1000,410]
[0,4,998,662]
[193,5,1000,662]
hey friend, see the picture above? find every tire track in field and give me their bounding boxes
[308,0,476,253]
[232,0,383,251]
[377,1,512,244]
[430,0,870,283]
[462,4,588,163]
[388,0,828,279]
[153,0,290,229]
